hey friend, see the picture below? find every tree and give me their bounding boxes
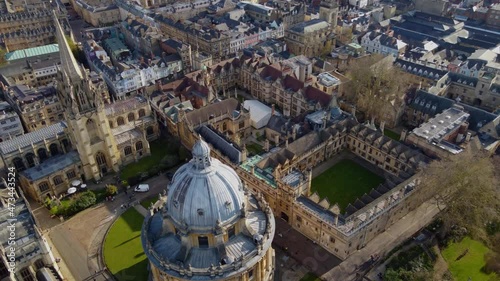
[106,184,118,196]
[417,152,499,242]
[342,55,412,124]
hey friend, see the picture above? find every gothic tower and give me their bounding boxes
[53,11,121,181]
[319,0,339,29]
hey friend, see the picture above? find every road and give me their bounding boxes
[37,174,169,281]
[50,226,97,281]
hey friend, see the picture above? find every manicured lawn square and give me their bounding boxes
[104,208,148,281]
[311,159,384,212]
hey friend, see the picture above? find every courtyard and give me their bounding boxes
[103,208,148,281]
[311,159,385,212]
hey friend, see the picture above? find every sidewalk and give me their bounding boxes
[44,233,76,281]
[133,204,148,217]
[321,199,440,280]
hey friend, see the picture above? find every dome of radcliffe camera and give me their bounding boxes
[166,139,245,231]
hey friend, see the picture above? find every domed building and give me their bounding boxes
[141,139,276,281]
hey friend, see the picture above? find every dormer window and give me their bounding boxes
[225,201,232,209]
[197,208,204,216]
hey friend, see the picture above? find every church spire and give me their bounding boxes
[53,11,83,80]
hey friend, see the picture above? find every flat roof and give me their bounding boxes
[412,106,469,154]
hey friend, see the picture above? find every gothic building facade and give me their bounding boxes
[0,13,159,202]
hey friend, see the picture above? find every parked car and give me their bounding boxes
[134,184,150,193]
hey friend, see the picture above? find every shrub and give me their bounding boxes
[484,252,500,274]
[65,191,96,216]
[50,206,59,215]
[486,220,500,236]
[121,180,128,187]
[106,185,118,196]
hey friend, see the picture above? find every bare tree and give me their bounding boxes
[418,151,500,241]
[342,55,412,124]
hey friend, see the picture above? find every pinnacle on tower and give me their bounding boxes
[53,10,83,80]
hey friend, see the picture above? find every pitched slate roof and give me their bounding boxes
[20,151,80,181]
[0,122,67,155]
[197,125,242,164]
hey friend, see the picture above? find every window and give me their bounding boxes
[330,237,335,243]
[66,170,76,179]
[37,148,48,162]
[227,225,235,239]
[96,152,106,166]
[239,121,245,129]
[25,153,36,168]
[20,267,35,281]
[146,126,154,136]
[128,113,135,122]
[38,182,49,193]
[53,176,63,186]
[108,120,113,128]
[34,259,45,270]
[135,141,143,151]
[49,143,59,155]
[13,157,25,171]
[117,117,125,126]
[138,109,146,118]
[248,269,254,279]
[198,236,209,248]
[124,146,132,156]
[296,216,302,222]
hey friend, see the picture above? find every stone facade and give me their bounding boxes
[3,85,65,132]
[69,0,120,27]
[0,9,56,51]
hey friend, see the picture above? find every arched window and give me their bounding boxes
[53,176,63,186]
[108,120,113,128]
[37,148,48,162]
[124,146,132,156]
[138,109,146,118]
[128,113,135,122]
[135,141,143,151]
[62,139,71,151]
[49,143,59,156]
[13,157,25,171]
[146,126,154,136]
[25,153,36,168]
[96,152,106,166]
[86,119,100,142]
[38,182,49,193]
[117,116,125,126]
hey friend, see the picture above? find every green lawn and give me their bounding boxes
[300,272,322,281]
[120,139,171,180]
[442,237,497,281]
[384,129,400,141]
[246,142,264,156]
[104,208,148,281]
[311,159,384,212]
[140,197,158,209]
